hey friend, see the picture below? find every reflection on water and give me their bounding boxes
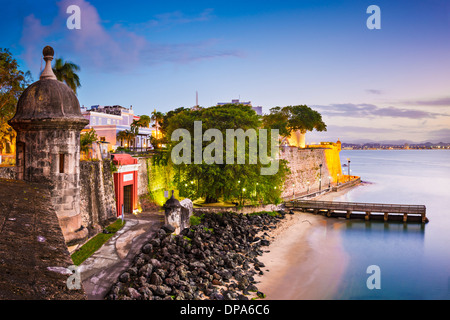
[333,150,450,300]
[344,220,425,237]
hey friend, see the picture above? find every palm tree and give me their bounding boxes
[117,130,135,149]
[151,110,164,139]
[52,58,81,94]
[137,115,151,128]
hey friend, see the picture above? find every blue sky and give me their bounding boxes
[1,0,449,143]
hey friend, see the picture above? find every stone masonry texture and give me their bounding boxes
[0,178,86,299]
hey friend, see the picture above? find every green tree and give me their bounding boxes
[130,119,140,136]
[0,124,15,154]
[262,105,326,137]
[117,129,135,149]
[151,110,165,139]
[80,128,98,155]
[130,114,151,136]
[165,104,289,205]
[287,105,327,134]
[137,114,151,128]
[52,58,81,94]
[0,48,32,154]
[261,106,291,137]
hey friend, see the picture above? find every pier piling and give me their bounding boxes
[285,200,427,224]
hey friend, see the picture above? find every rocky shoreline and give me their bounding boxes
[105,211,291,300]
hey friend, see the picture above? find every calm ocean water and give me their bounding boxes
[331,150,450,300]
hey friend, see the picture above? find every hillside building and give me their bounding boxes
[81,105,154,151]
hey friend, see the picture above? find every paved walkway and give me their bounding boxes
[79,211,164,300]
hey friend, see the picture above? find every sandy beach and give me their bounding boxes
[254,186,360,300]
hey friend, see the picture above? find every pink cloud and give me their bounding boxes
[20,14,53,73]
[19,0,240,75]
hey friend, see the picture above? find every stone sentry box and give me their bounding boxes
[163,191,193,234]
[8,46,89,245]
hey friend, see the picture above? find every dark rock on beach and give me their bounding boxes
[105,211,285,300]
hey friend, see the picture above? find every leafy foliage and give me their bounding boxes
[80,128,98,154]
[52,58,81,94]
[262,105,327,137]
[117,129,135,148]
[164,104,290,205]
[136,114,151,128]
[0,48,32,153]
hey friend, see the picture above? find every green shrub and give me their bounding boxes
[71,219,125,266]
[190,215,202,226]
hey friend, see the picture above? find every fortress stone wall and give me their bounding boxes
[79,159,117,237]
[280,143,343,198]
[0,143,343,240]
[0,160,117,239]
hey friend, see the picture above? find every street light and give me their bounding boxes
[337,173,340,186]
[319,164,323,191]
[347,158,351,182]
[292,183,295,199]
[328,176,331,188]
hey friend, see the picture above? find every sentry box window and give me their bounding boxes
[59,153,65,173]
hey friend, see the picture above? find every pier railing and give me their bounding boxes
[286,200,427,223]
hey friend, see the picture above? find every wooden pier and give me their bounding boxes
[285,200,428,223]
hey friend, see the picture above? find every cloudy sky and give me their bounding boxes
[1,0,449,143]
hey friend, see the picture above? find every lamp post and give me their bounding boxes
[256,182,260,204]
[319,164,323,191]
[347,158,351,182]
[337,173,340,186]
[307,181,310,194]
[328,176,331,189]
[292,183,295,199]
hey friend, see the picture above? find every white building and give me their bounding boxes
[81,105,155,151]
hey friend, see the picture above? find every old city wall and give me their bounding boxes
[0,160,116,237]
[0,178,86,299]
[0,166,16,180]
[0,146,343,234]
[137,157,149,197]
[280,145,343,198]
[79,159,117,236]
[136,156,177,209]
